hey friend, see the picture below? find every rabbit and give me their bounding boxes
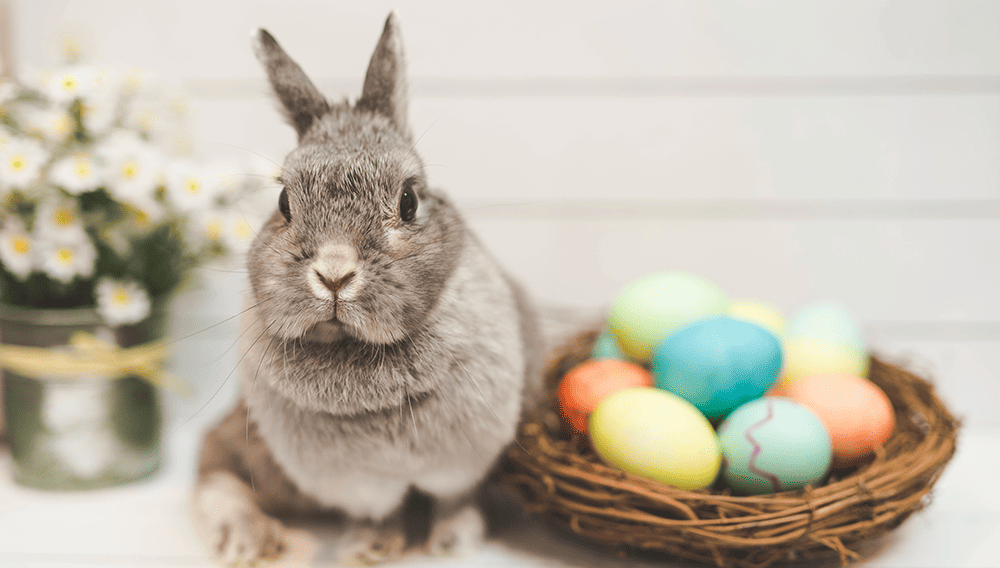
[191,12,544,567]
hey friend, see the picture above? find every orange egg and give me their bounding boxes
[558,359,653,433]
[782,373,895,468]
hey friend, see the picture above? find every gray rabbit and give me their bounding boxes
[191,13,543,566]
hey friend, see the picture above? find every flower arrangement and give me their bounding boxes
[0,55,269,325]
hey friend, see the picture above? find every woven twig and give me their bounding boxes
[498,329,960,567]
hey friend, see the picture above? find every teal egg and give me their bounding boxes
[652,316,783,419]
[718,397,832,495]
[591,327,628,361]
[787,301,864,350]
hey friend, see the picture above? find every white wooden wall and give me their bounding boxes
[11,0,1000,432]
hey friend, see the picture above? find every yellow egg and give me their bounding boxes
[727,299,786,338]
[776,336,870,391]
[589,387,721,490]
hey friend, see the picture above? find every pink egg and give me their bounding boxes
[782,373,895,468]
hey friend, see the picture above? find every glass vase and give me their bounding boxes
[0,302,167,490]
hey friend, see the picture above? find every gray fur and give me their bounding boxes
[195,13,542,565]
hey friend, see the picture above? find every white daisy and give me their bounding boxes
[22,106,74,144]
[96,130,163,205]
[79,92,121,136]
[35,198,88,242]
[192,209,226,245]
[48,151,103,194]
[0,217,36,279]
[223,210,257,252]
[126,101,164,138]
[96,278,151,326]
[120,199,166,235]
[37,233,97,283]
[165,160,217,211]
[43,64,97,104]
[0,137,48,192]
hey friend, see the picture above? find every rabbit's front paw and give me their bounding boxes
[193,472,285,566]
[337,524,407,566]
[427,505,485,558]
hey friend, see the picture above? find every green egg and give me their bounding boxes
[718,397,832,495]
[608,271,729,363]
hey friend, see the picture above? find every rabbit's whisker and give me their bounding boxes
[173,318,278,433]
[404,110,447,164]
[165,301,263,348]
[204,141,283,172]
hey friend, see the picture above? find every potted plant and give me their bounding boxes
[0,52,269,489]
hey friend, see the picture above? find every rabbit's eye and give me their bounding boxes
[278,188,291,223]
[399,187,418,223]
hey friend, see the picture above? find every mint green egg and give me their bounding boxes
[591,327,629,361]
[718,397,832,495]
[608,271,729,363]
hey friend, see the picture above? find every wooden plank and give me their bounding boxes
[185,95,1000,203]
[14,0,1000,81]
[464,218,1000,322]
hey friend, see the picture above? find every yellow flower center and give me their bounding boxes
[121,160,139,180]
[184,177,202,195]
[205,219,223,241]
[54,206,76,227]
[9,154,26,172]
[123,70,142,94]
[113,288,131,307]
[12,237,30,255]
[61,76,78,93]
[73,159,92,179]
[56,247,74,265]
[234,219,253,241]
[61,36,83,61]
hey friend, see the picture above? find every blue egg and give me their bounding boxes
[652,316,783,419]
[591,327,629,361]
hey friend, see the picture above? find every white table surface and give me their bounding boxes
[1,333,997,568]
[1,423,998,568]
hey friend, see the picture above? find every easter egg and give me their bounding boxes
[590,327,628,361]
[777,336,870,390]
[787,301,865,350]
[608,271,729,363]
[558,360,653,433]
[727,299,786,338]
[652,317,783,420]
[589,388,721,490]
[718,397,832,495]
[783,374,895,468]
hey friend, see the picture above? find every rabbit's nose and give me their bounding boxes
[308,243,359,300]
[316,269,355,295]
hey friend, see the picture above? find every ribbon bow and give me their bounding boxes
[0,332,191,396]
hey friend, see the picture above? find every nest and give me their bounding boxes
[498,328,960,568]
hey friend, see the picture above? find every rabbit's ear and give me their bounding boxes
[253,29,330,139]
[356,13,410,138]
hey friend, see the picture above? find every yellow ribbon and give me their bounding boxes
[0,332,192,396]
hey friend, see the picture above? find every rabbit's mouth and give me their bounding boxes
[302,319,346,343]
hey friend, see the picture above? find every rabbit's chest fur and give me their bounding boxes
[241,239,528,519]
